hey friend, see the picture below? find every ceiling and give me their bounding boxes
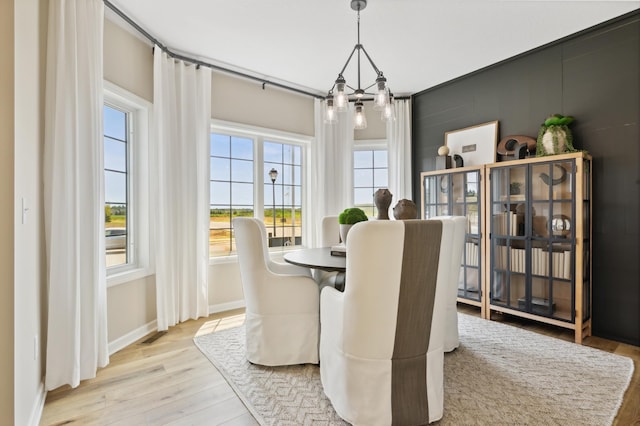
[107,0,639,98]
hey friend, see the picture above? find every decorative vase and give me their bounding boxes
[339,224,353,244]
[374,188,393,220]
[393,199,418,220]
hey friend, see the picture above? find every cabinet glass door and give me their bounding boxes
[421,168,483,303]
[489,159,579,323]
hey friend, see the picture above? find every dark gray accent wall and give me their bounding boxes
[412,11,639,346]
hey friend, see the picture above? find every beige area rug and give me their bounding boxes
[193,314,633,425]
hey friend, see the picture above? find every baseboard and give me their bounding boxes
[28,381,46,426]
[108,320,158,355]
[209,300,245,314]
[107,301,244,355]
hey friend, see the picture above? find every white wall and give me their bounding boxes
[0,1,16,422]
[102,16,321,350]
[2,0,49,424]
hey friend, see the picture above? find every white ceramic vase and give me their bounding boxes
[339,224,353,245]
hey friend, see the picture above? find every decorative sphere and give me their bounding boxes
[438,145,450,156]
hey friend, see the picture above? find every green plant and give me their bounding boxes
[338,207,369,225]
[510,182,522,195]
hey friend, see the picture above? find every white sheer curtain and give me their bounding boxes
[43,0,108,390]
[151,48,212,330]
[387,99,413,201]
[306,99,354,247]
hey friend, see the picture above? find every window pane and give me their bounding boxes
[211,182,231,205]
[354,151,373,168]
[294,186,302,207]
[211,133,230,157]
[105,170,127,204]
[354,169,373,187]
[104,137,126,172]
[104,105,126,141]
[231,137,253,160]
[264,141,282,163]
[374,169,388,188]
[231,159,253,182]
[231,182,253,205]
[292,165,302,185]
[293,145,301,164]
[354,188,374,206]
[374,150,388,167]
[210,157,230,181]
[281,164,293,185]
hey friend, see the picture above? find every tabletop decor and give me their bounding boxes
[393,199,418,220]
[536,114,577,156]
[338,207,368,244]
[374,188,393,220]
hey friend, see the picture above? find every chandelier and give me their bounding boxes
[324,0,395,129]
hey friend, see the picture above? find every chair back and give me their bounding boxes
[233,217,269,311]
[233,216,320,365]
[321,215,340,246]
[320,218,454,424]
[431,215,467,351]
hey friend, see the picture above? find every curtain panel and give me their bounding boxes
[387,99,412,201]
[307,100,354,247]
[151,48,212,330]
[43,0,108,390]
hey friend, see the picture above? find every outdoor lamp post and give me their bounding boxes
[269,168,278,239]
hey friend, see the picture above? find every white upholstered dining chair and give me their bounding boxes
[233,217,320,366]
[431,215,467,352]
[314,215,341,289]
[319,219,455,425]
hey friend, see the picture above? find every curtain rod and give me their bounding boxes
[103,0,325,99]
[103,0,409,102]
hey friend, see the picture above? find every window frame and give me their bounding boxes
[353,138,389,217]
[104,81,152,286]
[209,119,312,263]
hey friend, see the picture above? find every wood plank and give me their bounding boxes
[41,306,640,426]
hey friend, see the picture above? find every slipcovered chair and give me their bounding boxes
[320,219,455,425]
[431,215,467,352]
[314,215,341,289]
[233,217,320,366]
[255,219,312,277]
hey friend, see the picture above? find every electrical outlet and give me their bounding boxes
[33,335,38,360]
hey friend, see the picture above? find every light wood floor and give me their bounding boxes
[40,305,640,426]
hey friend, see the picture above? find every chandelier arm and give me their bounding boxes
[337,44,360,77]
[358,45,382,76]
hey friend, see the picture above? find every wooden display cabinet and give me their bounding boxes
[484,152,592,343]
[421,166,487,317]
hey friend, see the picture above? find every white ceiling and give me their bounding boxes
[107,0,639,97]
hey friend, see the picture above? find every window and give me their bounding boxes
[209,134,254,256]
[209,122,309,257]
[353,144,388,217]
[263,141,302,247]
[104,82,151,282]
[104,104,129,268]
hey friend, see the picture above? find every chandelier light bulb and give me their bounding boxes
[382,94,396,121]
[353,101,367,129]
[324,95,338,124]
[373,76,388,110]
[334,76,347,110]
